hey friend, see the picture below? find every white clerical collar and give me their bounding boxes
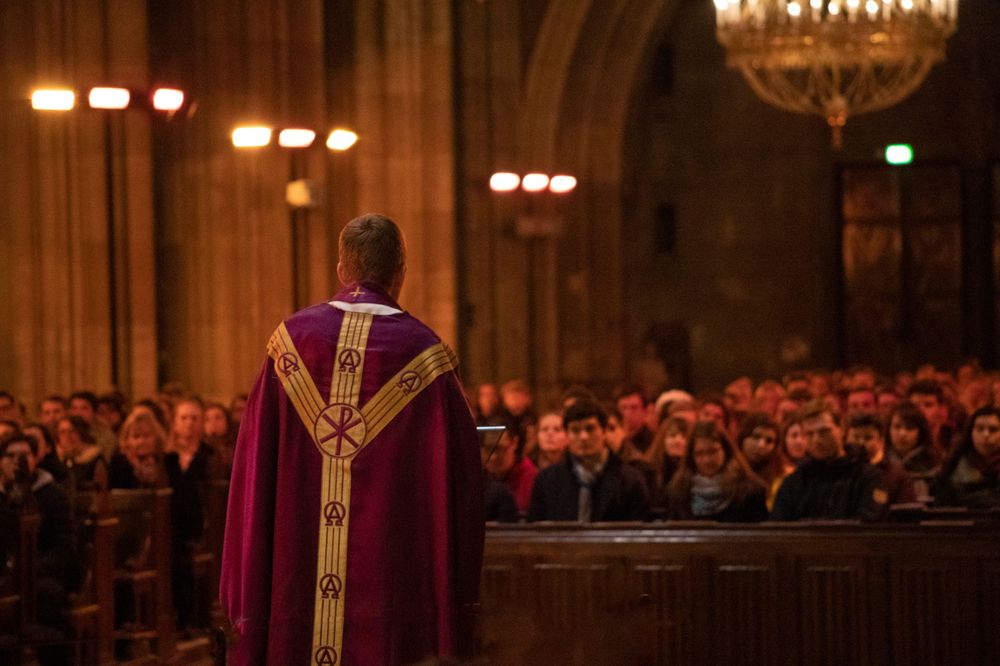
[329,300,403,316]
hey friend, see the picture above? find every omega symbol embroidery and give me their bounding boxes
[397,371,421,394]
[314,647,337,665]
[319,574,343,600]
[338,348,362,374]
[323,501,347,527]
[277,353,300,377]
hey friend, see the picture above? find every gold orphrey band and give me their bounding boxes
[267,315,458,666]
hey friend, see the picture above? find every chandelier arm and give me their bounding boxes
[717,1,956,139]
[739,66,812,115]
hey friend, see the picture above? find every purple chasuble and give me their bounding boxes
[221,283,484,664]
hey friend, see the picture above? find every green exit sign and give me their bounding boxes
[885,144,914,165]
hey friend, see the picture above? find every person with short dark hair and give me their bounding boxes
[770,401,888,521]
[907,379,954,453]
[664,420,767,522]
[845,412,916,505]
[934,406,1000,509]
[0,432,78,664]
[0,391,20,425]
[38,394,68,432]
[22,422,69,485]
[482,417,537,513]
[96,391,128,434]
[55,415,107,491]
[474,383,501,424]
[560,384,598,410]
[69,390,118,461]
[528,400,649,522]
[0,419,18,441]
[615,383,654,453]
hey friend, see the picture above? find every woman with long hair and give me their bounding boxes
[646,416,690,499]
[664,420,767,522]
[736,413,783,507]
[886,402,940,498]
[770,410,809,508]
[933,406,1000,508]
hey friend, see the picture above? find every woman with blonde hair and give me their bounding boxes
[109,407,168,488]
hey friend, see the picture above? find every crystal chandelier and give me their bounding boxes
[713,0,958,147]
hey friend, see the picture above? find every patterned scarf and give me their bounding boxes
[571,454,607,523]
[690,473,730,517]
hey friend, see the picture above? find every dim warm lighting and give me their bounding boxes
[278,129,317,148]
[521,173,550,193]
[31,89,75,111]
[548,175,577,194]
[885,144,914,165]
[713,0,957,148]
[152,88,184,112]
[326,129,358,151]
[232,126,272,148]
[489,172,521,192]
[88,87,131,110]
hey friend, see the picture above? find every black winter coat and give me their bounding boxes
[527,453,649,522]
[770,452,888,521]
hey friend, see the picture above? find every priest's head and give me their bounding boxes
[337,213,407,300]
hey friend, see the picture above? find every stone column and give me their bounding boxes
[0,0,157,403]
[150,0,328,399]
[353,0,459,348]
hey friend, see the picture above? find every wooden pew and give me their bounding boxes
[199,478,230,627]
[71,489,117,665]
[0,505,40,663]
[110,487,175,663]
[481,523,1000,665]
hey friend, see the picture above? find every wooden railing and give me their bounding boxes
[481,522,1000,665]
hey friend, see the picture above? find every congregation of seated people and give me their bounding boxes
[2,361,1000,657]
[0,386,243,659]
[475,363,1000,524]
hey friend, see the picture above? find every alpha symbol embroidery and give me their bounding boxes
[319,573,343,599]
[338,348,362,374]
[323,501,347,527]
[397,371,421,394]
[314,647,338,665]
[277,353,300,377]
[314,404,367,458]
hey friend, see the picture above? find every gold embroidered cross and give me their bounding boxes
[350,286,365,298]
